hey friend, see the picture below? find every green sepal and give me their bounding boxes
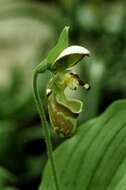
[34,58,48,74]
[35,26,69,73]
[47,26,69,68]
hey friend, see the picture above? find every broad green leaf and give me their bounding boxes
[39,99,126,190]
[47,26,69,66]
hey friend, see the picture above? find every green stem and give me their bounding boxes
[33,70,60,190]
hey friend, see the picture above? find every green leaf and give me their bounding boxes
[47,26,69,67]
[39,99,126,190]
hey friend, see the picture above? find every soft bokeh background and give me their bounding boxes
[0,0,125,189]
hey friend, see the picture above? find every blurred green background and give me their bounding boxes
[0,0,125,189]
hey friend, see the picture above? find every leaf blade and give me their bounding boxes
[39,100,126,190]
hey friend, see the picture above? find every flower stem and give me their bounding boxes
[33,70,60,190]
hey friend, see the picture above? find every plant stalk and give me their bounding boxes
[33,70,60,190]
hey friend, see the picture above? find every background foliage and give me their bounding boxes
[0,0,125,189]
